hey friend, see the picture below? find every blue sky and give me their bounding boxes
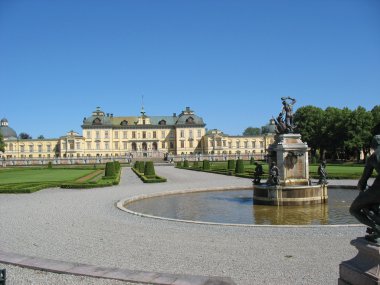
[0,0,379,138]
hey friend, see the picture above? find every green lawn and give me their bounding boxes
[0,168,95,184]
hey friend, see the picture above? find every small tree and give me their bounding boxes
[105,162,116,177]
[203,160,210,170]
[235,159,245,174]
[227,159,235,170]
[183,160,189,168]
[144,161,156,178]
[47,161,53,169]
[250,157,255,165]
[18,132,32,139]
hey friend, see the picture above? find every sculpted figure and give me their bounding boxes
[350,135,380,242]
[318,161,328,185]
[268,162,280,186]
[253,162,264,185]
[274,113,287,134]
[281,97,296,133]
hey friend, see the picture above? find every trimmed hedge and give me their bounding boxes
[131,167,167,183]
[235,159,245,174]
[176,161,182,167]
[227,159,235,170]
[105,162,116,177]
[250,157,255,165]
[144,161,156,178]
[203,160,210,170]
[183,160,189,168]
[193,161,199,168]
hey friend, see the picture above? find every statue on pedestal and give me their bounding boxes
[253,162,264,185]
[273,97,296,134]
[318,161,328,185]
[350,135,380,243]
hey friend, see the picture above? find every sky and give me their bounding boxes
[0,0,379,138]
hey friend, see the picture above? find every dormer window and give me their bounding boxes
[159,120,166,125]
[92,118,102,125]
[120,120,128,126]
[186,117,194,124]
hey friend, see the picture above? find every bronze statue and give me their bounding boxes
[253,162,264,185]
[281,96,296,133]
[268,162,280,186]
[318,160,328,185]
[350,135,380,243]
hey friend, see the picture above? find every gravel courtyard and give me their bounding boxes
[0,166,365,285]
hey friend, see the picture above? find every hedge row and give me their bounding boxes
[131,166,167,183]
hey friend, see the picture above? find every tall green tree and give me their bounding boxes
[371,105,380,136]
[0,133,5,153]
[294,105,324,159]
[243,127,261,136]
[344,106,373,161]
[18,132,32,139]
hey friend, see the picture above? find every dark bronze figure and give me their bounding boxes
[253,162,264,185]
[268,162,280,186]
[281,96,296,133]
[318,160,328,185]
[350,135,380,243]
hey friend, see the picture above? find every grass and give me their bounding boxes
[0,168,95,184]
[0,167,106,193]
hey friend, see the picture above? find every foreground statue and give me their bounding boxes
[318,161,328,185]
[350,135,380,243]
[253,162,264,185]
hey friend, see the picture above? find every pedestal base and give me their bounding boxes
[339,237,380,285]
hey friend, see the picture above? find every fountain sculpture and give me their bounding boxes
[253,97,328,206]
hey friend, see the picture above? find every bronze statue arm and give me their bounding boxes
[358,155,375,191]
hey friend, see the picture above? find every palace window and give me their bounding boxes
[228,142,232,148]
[244,142,248,148]
[87,131,91,138]
[38,145,42,153]
[104,131,109,139]
[153,131,157,139]
[92,118,102,125]
[181,141,185,148]
[120,120,128,126]
[123,131,127,139]
[96,131,100,139]
[186,117,194,124]
[47,145,51,152]
[223,141,226,147]
[159,120,166,125]
[252,141,256,148]
[114,131,118,139]
[76,142,81,149]
[29,145,34,152]
[189,141,193,148]
[170,142,174,149]
[161,142,165,148]
[180,130,185,138]
[69,141,74,150]
[96,143,100,150]
[87,142,91,150]
[105,142,109,150]
[236,142,240,148]
[197,129,202,138]
[9,143,13,151]
[189,130,193,138]
[260,142,264,148]
[114,142,119,149]
[132,131,136,139]
[123,142,127,149]
[161,131,165,138]
[142,131,146,139]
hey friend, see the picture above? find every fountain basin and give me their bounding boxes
[254,184,328,206]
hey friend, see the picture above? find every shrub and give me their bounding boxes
[105,162,116,177]
[311,156,317,164]
[138,161,145,173]
[176,161,182,167]
[235,159,245,174]
[144,161,156,178]
[47,162,53,169]
[114,161,121,172]
[227,159,235,170]
[203,160,210,170]
[183,160,189,168]
[250,157,255,165]
[193,161,199,168]
[134,161,139,168]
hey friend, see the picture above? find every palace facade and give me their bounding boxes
[0,107,275,163]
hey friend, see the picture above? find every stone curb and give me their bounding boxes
[0,250,236,285]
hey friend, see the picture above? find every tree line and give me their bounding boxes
[293,105,380,162]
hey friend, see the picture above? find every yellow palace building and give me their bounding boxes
[0,107,275,165]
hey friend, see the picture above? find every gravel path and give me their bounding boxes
[0,166,366,285]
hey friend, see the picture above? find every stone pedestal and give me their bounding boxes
[268,134,309,186]
[339,237,380,285]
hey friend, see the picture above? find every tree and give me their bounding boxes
[0,133,5,153]
[243,127,261,136]
[371,105,380,136]
[37,135,45,139]
[344,106,373,161]
[18,132,32,139]
[294,106,324,159]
